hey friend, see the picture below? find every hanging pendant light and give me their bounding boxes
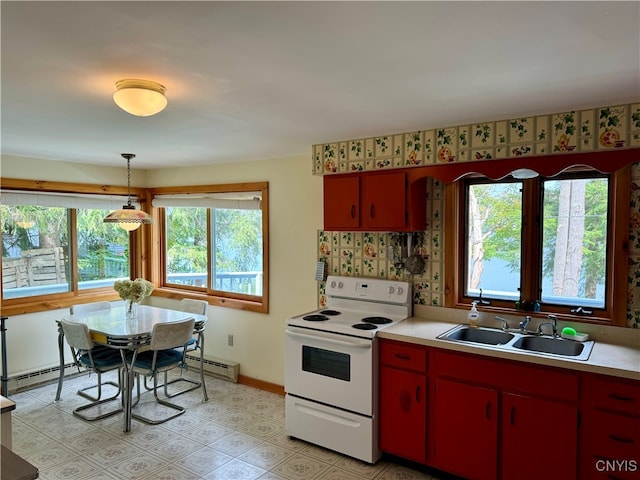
[103,153,154,231]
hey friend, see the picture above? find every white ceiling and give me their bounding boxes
[2,1,639,169]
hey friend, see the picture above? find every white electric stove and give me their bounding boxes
[285,275,412,463]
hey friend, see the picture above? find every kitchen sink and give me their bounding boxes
[437,324,594,361]
[512,335,593,359]
[439,326,514,345]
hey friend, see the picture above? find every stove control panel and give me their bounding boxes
[326,275,411,305]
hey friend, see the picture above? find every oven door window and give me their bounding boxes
[302,346,350,381]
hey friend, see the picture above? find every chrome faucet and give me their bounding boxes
[536,315,558,337]
[495,316,510,332]
[519,315,531,333]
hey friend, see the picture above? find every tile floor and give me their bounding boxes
[9,370,454,480]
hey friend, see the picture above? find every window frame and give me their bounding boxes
[0,178,145,316]
[445,165,630,326]
[148,182,269,314]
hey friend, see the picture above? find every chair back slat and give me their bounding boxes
[178,299,208,316]
[70,302,111,315]
[61,320,94,351]
[149,319,196,351]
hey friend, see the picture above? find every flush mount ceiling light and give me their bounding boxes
[510,168,539,180]
[103,153,154,231]
[113,79,167,116]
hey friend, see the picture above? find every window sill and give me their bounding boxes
[152,287,268,314]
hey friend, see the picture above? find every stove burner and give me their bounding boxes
[362,316,393,325]
[353,323,378,330]
[319,310,341,316]
[302,314,329,322]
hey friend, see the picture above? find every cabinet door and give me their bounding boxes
[379,366,427,463]
[361,172,406,229]
[502,393,578,480]
[323,175,359,230]
[434,378,498,480]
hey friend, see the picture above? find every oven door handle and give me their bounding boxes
[285,328,372,349]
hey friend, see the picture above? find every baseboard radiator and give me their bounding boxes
[10,362,81,393]
[185,354,239,383]
[6,356,239,394]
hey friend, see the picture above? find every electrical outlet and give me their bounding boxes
[227,334,234,347]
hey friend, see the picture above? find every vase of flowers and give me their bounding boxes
[114,278,154,319]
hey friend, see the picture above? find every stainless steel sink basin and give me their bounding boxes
[439,325,514,345]
[437,324,594,361]
[512,335,593,360]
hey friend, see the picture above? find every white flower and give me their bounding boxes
[114,278,154,303]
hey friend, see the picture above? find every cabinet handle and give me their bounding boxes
[609,434,634,444]
[485,401,491,419]
[416,385,421,403]
[370,204,375,219]
[350,205,355,219]
[609,393,635,403]
[394,353,411,360]
[509,406,516,425]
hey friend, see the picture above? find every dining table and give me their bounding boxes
[55,304,207,432]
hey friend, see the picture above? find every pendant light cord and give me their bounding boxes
[122,153,135,207]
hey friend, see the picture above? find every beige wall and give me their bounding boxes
[0,154,323,387]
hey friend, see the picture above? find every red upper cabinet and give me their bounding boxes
[361,172,406,230]
[323,169,426,232]
[323,175,360,230]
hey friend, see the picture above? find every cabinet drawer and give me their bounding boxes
[584,410,640,460]
[587,376,640,416]
[380,340,427,372]
[435,349,578,401]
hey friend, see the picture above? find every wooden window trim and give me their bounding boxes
[148,182,269,314]
[445,165,631,326]
[0,178,146,316]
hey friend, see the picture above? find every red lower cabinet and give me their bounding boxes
[581,374,640,480]
[502,393,578,480]
[377,343,638,480]
[379,366,427,463]
[379,339,428,463]
[433,378,498,480]
[582,411,640,480]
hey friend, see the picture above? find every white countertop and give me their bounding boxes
[379,316,640,381]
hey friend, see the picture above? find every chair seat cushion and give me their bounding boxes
[79,350,122,370]
[131,349,184,371]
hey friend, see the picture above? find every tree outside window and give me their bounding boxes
[2,205,130,299]
[464,173,609,311]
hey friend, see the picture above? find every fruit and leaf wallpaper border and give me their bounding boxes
[313,103,640,176]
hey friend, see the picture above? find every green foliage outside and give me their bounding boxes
[1,205,129,282]
[165,206,262,275]
[470,177,607,300]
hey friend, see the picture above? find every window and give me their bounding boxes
[151,182,269,313]
[450,166,629,325]
[1,187,134,306]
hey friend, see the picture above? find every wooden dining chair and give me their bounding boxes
[60,319,124,421]
[128,318,196,425]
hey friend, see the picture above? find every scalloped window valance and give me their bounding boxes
[404,149,639,183]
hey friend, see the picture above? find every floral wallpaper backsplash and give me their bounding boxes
[318,167,640,328]
[313,103,640,175]
[627,162,640,328]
